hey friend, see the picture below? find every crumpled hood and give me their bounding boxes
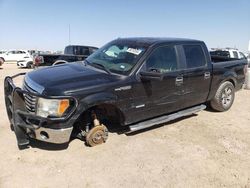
[25,62,116,96]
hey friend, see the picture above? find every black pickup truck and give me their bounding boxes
[4,38,248,149]
[34,45,98,67]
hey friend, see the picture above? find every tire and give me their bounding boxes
[0,57,4,63]
[210,81,235,112]
[26,62,33,69]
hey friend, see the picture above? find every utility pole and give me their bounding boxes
[69,24,71,45]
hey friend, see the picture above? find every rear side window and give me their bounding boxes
[183,45,206,68]
[145,46,178,73]
[75,46,89,56]
[17,51,26,54]
[8,51,15,54]
[64,46,73,54]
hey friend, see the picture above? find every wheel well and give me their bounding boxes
[225,79,236,87]
[74,103,125,132]
[0,57,5,62]
[53,60,68,66]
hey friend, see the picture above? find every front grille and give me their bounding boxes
[23,82,37,113]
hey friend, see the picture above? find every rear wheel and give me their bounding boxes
[210,81,235,112]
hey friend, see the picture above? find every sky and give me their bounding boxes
[0,0,249,52]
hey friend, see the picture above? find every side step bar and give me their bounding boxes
[128,104,206,133]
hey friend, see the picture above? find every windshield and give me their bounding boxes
[86,40,147,75]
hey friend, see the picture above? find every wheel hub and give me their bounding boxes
[221,87,232,107]
[86,125,108,147]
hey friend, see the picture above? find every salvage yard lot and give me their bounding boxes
[0,63,250,188]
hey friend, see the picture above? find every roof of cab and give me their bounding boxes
[65,45,98,49]
[115,37,203,47]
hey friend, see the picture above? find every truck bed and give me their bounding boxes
[208,58,248,101]
[37,53,87,66]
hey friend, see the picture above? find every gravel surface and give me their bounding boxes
[0,63,250,188]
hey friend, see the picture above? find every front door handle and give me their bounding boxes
[175,76,183,86]
[204,72,211,79]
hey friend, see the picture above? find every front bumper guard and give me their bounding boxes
[4,73,73,148]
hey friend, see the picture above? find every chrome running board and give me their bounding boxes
[128,104,206,133]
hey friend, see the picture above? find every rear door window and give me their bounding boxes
[183,45,206,68]
[79,47,90,56]
[73,46,89,56]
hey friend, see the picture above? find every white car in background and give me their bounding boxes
[210,48,247,59]
[17,58,34,68]
[0,50,34,68]
[0,50,31,61]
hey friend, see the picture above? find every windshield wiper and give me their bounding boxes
[90,62,111,74]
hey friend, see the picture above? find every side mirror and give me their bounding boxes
[139,71,163,81]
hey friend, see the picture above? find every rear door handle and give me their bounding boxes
[175,76,183,86]
[204,72,210,79]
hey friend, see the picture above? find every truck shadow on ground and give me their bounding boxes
[29,139,70,151]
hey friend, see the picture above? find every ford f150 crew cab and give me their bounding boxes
[4,38,248,149]
[34,45,98,67]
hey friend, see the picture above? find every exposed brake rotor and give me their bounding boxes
[86,124,108,147]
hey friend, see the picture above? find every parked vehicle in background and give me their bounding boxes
[4,37,248,149]
[0,50,32,63]
[210,48,247,59]
[0,50,6,54]
[247,54,250,67]
[17,57,34,68]
[0,57,3,66]
[28,50,44,56]
[34,45,98,67]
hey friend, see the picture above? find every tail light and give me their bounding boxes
[34,56,43,66]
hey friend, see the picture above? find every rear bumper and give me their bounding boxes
[4,74,74,147]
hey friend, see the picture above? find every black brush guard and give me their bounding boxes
[4,73,49,147]
[4,73,76,148]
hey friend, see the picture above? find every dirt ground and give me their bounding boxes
[0,63,250,188]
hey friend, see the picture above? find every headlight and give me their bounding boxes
[36,98,70,118]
